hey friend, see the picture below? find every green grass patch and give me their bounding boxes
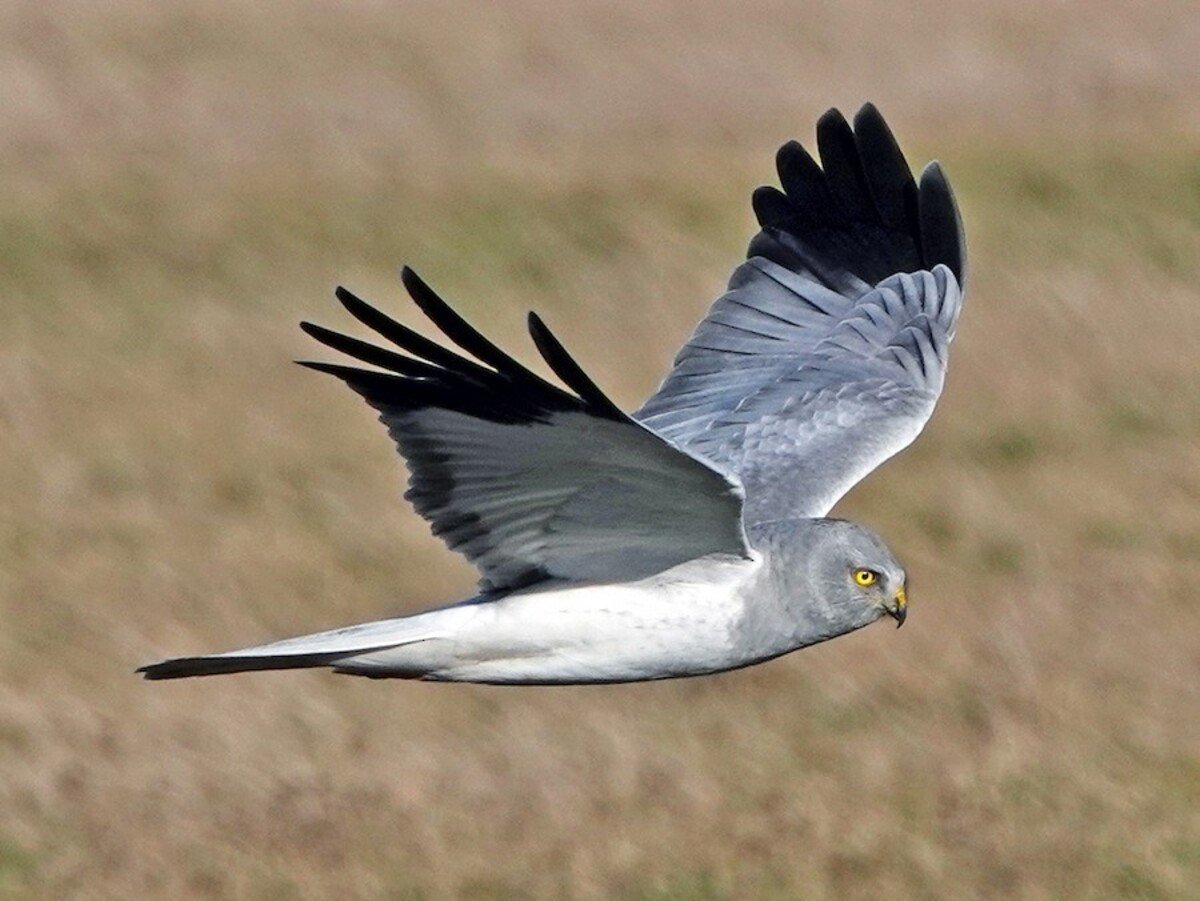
[0,837,38,896]
[972,427,1040,467]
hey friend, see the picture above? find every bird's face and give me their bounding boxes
[814,520,908,630]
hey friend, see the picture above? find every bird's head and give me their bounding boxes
[804,519,908,631]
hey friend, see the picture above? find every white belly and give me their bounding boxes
[350,553,763,683]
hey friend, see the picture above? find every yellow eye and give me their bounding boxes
[853,569,878,587]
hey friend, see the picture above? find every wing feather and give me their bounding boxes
[637,104,966,522]
[302,270,749,591]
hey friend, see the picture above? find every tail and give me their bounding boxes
[137,651,357,680]
[137,605,473,680]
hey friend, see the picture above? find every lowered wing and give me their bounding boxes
[636,104,965,523]
[300,268,749,592]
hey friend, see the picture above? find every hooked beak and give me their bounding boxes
[886,586,907,628]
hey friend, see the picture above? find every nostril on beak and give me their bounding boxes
[889,586,907,628]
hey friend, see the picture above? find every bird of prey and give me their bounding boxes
[140,103,965,684]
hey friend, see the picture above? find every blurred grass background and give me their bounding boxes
[2,1,1199,897]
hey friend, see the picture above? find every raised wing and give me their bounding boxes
[636,104,965,523]
[300,268,749,592]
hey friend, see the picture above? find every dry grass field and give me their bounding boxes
[3,1,1199,897]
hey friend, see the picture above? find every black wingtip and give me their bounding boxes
[332,285,382,330]
[300,321,443,378]
[775,139,823,193]
[399,268,453,326]
[332,282,505,380]
[298,320,324,340]
[817,106,849,131]
[751,185,793,228]
[295,359,370,380]
[851,104,903,167]
[851,103,918,232]
[775,138,804,169]
[775,137,836,227]
[918,161,966,287]
[814,107,855,171]
[757,104,965,288]
[816,107,873,219]
[856,101,881,120]
[853,102,892,137]
[333,285,395,334]
[399,267,538,381]
[526,312,625,420]
[333,285,376,326]
[398,265,424,298]
[295,359,338,374]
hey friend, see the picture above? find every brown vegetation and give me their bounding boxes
[2,1,1198,896]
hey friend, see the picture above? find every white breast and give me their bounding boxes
[418,552,764,683]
